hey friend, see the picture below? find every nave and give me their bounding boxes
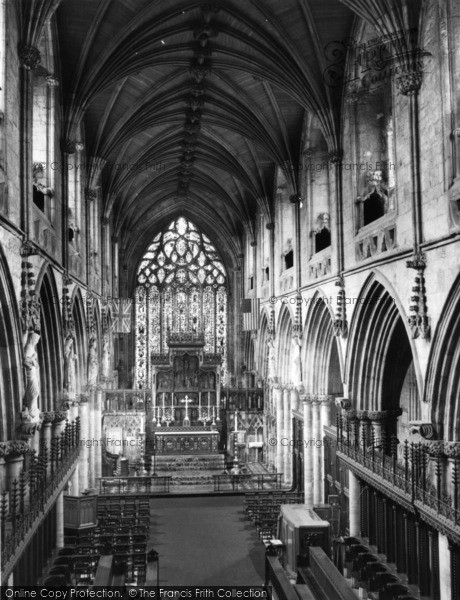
[1,0,460,598]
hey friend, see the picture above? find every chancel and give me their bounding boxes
[1,0,460,597]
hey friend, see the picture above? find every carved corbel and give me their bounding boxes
[333,276,348,338]
[406,251,430,339]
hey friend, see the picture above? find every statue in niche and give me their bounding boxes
[22,331,41,423]
[87,335,99,390]
[64,333,78,398]
[101,333,110,380]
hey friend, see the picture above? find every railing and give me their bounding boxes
[220,388,264,411]
[0,420,80,571]
[334,415,460,541]
[298,547,357,600]
[264,553,298,600]
[213,473,282,492]
[99,476,171,494]
[103,389,152,413]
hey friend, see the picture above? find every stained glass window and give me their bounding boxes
[135,217,228,388]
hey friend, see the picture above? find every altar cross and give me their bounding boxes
[180,394,193,426]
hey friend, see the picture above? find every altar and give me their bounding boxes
[153,428,219,455]
[146,329,224,457]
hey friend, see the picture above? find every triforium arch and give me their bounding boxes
[276,305,294,386]
[425,272,460,440]
[256,310,270,382]
[346,275,421,437]
[302,291,342,396]
[36,265,63,412]
[0,247,23,439]
[71,288,88,397]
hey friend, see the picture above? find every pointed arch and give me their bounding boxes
[345,274,420,413]
[257,310,270,381]
[425,273,460,440]
[0,247,23,440]
[134,216,229,388]
[276,305,293,386]
[302,291,342,396]
[71,289,88,396]
[35,265,63,412]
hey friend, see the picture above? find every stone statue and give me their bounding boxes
[22,331,41,423]
[291,336,302,387]
[87,335,99,389]
[101,333,110,380]
[267,337,276,381]
[64,333,77,398]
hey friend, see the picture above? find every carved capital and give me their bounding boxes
[367,411,389,422]
[343,409,357,421]
[0,440,31,457]
[85,188,97,202]
[40,412,56,424]
[45,74,59,87]
[19,45,41,70]
[396,70,422,96]
[328,149,343,164]
[425,441,445,457]
[53,411,68,422]
[444,442,460,459]
[62,139,76,155]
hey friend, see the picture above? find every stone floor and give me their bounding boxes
[148,495,266,586]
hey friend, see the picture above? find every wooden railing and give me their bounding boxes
[264,553,298,600]
[298,547,357,600]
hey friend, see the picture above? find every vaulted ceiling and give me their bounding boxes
[44,0,418,270]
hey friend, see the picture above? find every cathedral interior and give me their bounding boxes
[1,0,460,597]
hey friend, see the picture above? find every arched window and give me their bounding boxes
[135,217,228,388]
[32,24,56,224]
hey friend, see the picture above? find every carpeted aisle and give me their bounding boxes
[148,496,266,586]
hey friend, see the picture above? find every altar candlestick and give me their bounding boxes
[199,392,201,409]
[162,393,165,409]
[234,410,238,432]
[208,392,210,411]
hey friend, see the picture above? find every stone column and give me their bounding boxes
[78,396,89,493]
[88,393,95,488]
[52,411,68,439]
[356,410,369,449]
[438,534,451,600]
[273,385,284,476]
[41,414,53,449]
[283,387,292,486]
[368,411,388,447]
[312,397,322,504]
[30,423,42,457]
[94,391,103,483]
[303,395,313,505]
[320,396,333,499]
[348,471,361,536]
[4,443,28,491]
[0,456,6,494]
[56,491,64,548]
